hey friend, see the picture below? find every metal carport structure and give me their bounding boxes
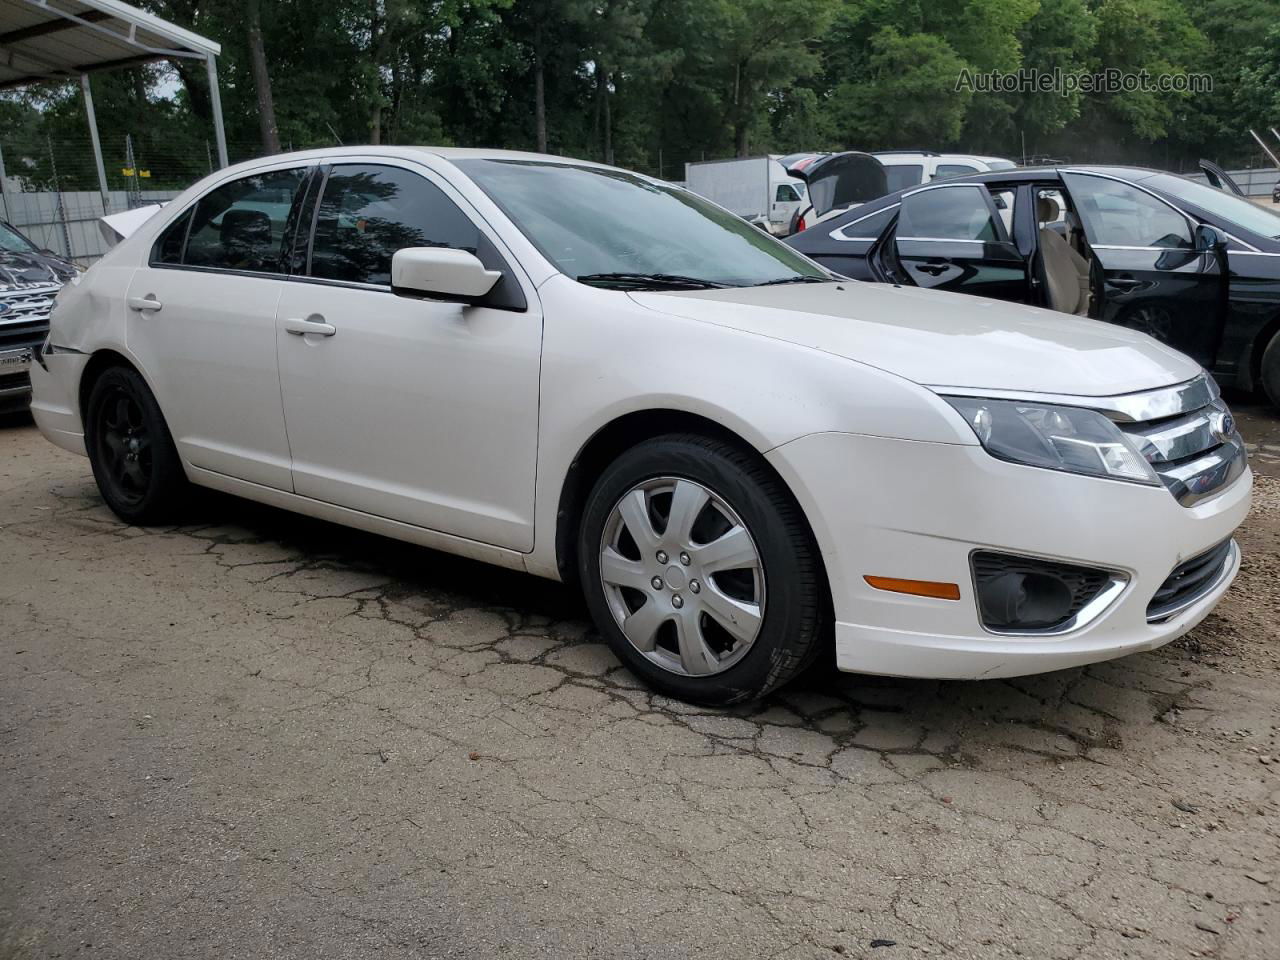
[0,0,227,214]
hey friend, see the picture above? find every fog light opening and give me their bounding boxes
[978,572,1074,630]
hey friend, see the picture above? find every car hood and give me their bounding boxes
[0,249,74,286]
[628,282,1201,396]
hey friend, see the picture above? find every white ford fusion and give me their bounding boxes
[30,147,1251,704]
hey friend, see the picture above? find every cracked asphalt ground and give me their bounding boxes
[2,408,1279,960]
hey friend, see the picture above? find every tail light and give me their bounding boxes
[794,215,807,233]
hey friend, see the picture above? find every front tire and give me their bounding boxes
[578,433,826,705]
[85,365,190,524]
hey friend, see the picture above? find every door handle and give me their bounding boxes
[127,295,163,312]
[1106,277,1143,290]
[284,317,337,337]
[915,262,949,276]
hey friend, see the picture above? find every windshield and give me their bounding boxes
[1144,173,1280,240]
[0,222,37,253]
[454,159,828,288]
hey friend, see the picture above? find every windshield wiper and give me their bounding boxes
[576,272,730,290]
[751,275,831,286]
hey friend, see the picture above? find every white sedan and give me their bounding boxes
[30,147,1251,705]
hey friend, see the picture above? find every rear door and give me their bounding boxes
[125,162,314,490]
[884,183,1033,303]
[1062,171,1223,365]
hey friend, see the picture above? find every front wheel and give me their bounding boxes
[85,365,190,524]
[578,434,827,705]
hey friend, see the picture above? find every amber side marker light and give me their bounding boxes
[864,576,961,601]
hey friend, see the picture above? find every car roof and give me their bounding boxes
[205,145,625,179]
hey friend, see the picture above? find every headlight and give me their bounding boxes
[944,396,1158,485]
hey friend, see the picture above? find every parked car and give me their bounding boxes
[871,150,1018,192]
[784,151,889,234]
[683,156,808,236]
[0,219,78,414]
[786,163,1280,408]
[32,147,1250,705]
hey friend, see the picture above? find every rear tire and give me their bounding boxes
[1261,331,1280,410]
[578,433,827,705]
[85,365,190,524]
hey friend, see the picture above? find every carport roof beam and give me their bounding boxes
[0,0,228,167]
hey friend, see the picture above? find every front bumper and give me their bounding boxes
[767,431,1252,680]
[0,347,33,413]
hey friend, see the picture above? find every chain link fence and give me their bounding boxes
[0,132,264,265]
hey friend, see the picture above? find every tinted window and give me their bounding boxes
[455,159,825,287]
[884,165,924,192]
[775,184,801,202]
[935,164,979,179]
[152,208,192,264]
[899,186,999,241]
[183,168,306,272]
[1063,173,1192,249]
[1143,173,1280,240]
[309,165,483,286]
[834,205,896,240]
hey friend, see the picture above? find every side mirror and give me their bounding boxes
[1194,224,1226,253]
[391,247,501,302]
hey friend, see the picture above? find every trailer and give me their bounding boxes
[683,156,808,235]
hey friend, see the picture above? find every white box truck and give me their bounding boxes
[683,156,808,235]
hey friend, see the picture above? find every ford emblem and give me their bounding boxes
[1210,410,1235,443]
[0,302,9,316]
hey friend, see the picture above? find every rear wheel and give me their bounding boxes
[85,366,190,524]
[578,433,826,705]
[1261,331,1280,410]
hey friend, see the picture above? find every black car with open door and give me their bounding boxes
[786,163,1280,408]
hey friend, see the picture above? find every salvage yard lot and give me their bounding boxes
[2,411,1279,960]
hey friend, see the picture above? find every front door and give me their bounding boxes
[275,161,542,551]
[125,163,313,490]
[1062,172,1223,366]
[881,182,1032,303]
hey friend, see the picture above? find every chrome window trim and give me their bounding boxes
[930,373,1218,423]
[1146,540,1239,623]
[1091,244,1191,252]
[829,202,899,242]
[896,237,988,244]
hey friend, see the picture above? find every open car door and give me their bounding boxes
[873,182,1034,303]
[1199,160,1245,197]
[1062,171,1225,367]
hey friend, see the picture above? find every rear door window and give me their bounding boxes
[182,168,309,272]
[899,185,1001,242]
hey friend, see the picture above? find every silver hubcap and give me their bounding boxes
[599,477,765,678]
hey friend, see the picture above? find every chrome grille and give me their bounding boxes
[1109,375,1247,507]
[0,284,58,350]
